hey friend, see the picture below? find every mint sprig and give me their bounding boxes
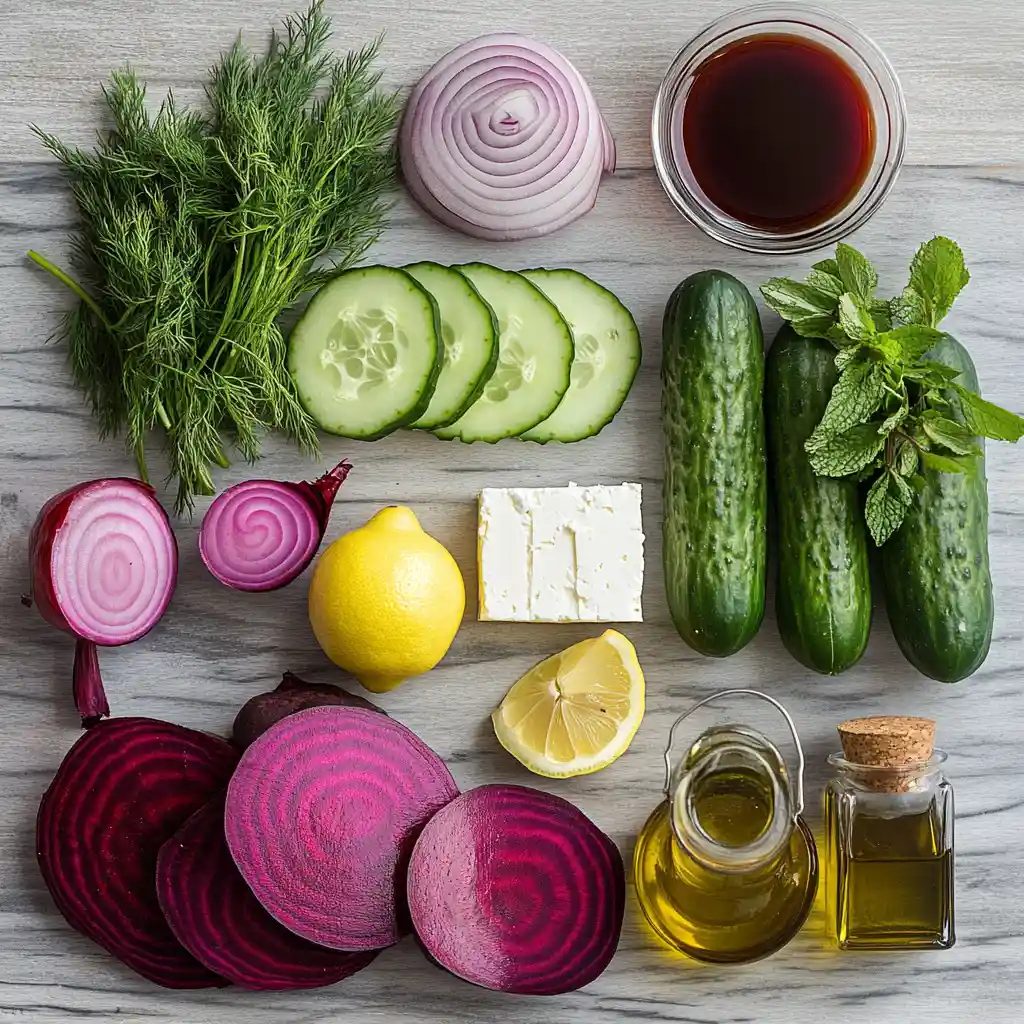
[762,236,1024,546]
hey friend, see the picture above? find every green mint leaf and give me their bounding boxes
[825,324,855,347]
[920,450,968,474]
[951,385,1024,442]
[893,285,927,327]
[870,299,894,333]
[806,421,887,477]
[813,258,841,277]
[880,403,909,435]
[760,278,838,323]
[921,415,983,456]
[790,313,842,339]
[865,469,914,546]
[905,236,970,327]
[836,243,878,301]
[835,345,863,371]
[895,437,920,476]
[878,324,945,362]
[904,360,963,385]
[808,361,887,444]
[838,293,877,342]
[806,268,845,299]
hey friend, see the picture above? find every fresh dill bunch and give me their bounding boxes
[28,1,399,512]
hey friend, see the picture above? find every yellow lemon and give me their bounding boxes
[492,629,645,778]
[308,506,465,692]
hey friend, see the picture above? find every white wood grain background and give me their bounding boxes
[2,2,1023,1021]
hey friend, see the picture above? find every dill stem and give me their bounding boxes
[135,440,150,485]
[201,232,248,367]
[27,250,110,328]
[213,447,231,470]
[155,399,173,431]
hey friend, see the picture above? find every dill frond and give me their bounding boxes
[28,1,398,513]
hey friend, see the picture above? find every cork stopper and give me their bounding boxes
[837,716,936,793]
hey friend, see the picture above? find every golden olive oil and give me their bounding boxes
[634,765,818,964]
[825,788,955,950]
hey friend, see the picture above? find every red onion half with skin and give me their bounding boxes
[28,479,178,726]
[400,33,616,240]
[199,459,351,592]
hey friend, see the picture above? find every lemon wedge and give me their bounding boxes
[492,630,645,778]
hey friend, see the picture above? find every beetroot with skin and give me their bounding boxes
[407,784,625,995]
[157,797,379,990]
[232,671,384,749]
[36,718,238,988]
[224,705,459,951]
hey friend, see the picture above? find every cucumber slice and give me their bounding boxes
[433,264,573,443]
[404,262,499,430]
[520,269,641,443]
[288,266,442,440]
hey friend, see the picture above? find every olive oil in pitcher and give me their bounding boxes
[634,690,818,964]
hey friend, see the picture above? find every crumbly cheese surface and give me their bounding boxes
[477,483,644,622]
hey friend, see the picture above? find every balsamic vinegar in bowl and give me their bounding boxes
[682,35,874,232]
[652,4,906,253]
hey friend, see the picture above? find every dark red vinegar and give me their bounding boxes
[682,35,875,231]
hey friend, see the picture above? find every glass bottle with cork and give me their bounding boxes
[825,716,955,950]
[634,690,818,964]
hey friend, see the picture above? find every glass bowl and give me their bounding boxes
[651,3,907,254]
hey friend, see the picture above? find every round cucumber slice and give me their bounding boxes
[288,267,442,440]
[433,264,573,443]
[404,262,499,430]
[520,269,641,443]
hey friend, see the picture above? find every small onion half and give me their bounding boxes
[199,459,351,592]
[29,478,178,725]
[400,33,615,240]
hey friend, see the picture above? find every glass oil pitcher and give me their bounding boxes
[634,690,818,964]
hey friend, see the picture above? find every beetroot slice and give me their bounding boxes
[407,784,625,995]
[224,705,458,951]
[36,717,238,988]
[231,671,384,749]
[157,797,379,990]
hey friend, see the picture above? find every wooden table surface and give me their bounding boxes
[2,1,1023,1021]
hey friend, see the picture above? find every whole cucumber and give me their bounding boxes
[883,334,993,682]
[662,270,766,657]
[766,326,871,674]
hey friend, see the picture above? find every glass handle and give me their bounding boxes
[662,688,806,818]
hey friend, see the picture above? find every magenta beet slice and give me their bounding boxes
[157,797,379,990]
[407,784,624,995]
[224,705,459,951]
[36,717,238,988]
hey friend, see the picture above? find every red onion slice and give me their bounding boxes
[400,33,615,240]
[199,460,351,592]
[29,479,178,725]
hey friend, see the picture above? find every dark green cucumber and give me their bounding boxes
[766,326,871,674]
[662,270,766,657]
[882,334,993,682]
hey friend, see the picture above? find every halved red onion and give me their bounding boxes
[199,459,351,592]
[400,33,615,240]
[29,479,178,725]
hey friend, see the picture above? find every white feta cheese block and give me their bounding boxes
[477,483,644,622]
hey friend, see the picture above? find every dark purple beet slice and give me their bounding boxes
[231,671,384,749]
[407,784,624,995]
[36,717,238,988]
[224,705,459,951]
[157,796,379,990]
